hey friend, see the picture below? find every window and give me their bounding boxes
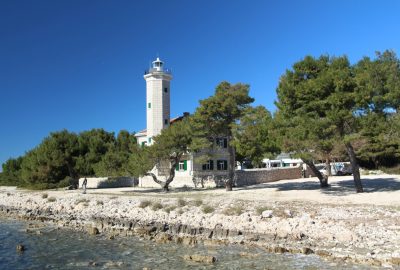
[216,137,227,148]
[148,137,152,143]
[164,119,168,125]
[202,160,214,170]
[164,87,168,93]
[217,160,228,170]
[148,103,151,108]
[176,160,187,171]
[141,141,147,147]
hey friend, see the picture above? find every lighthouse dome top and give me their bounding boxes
[145,57,172,76]
[152,57,163,71]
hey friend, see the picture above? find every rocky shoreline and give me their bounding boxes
[1,180,400,268]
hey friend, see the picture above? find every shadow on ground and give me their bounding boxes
[235,177,400,196]
[120,186,224,195]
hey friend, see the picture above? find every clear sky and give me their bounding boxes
[1,0,400,167]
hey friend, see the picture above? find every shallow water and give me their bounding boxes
[0,218,372,270]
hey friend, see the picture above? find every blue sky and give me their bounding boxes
[1,0,400,167]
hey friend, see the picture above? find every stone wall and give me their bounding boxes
[79,177,137,189]
[235,167,302,186]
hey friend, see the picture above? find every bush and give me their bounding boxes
[57,176,78,189]
[201,205,215,214]
[75,198,90,205]
[256,206,270,215]
[223,205,243,216]
[47,197,56,202]
[381,165,400,175]
[25,183,56,190]
[152,202,163,211]
[192,199,203,207]
[164,205,177,213]
[177,198,187,207]
[139,200,152,208]
[96,200,104,205]
[42,193,48,199]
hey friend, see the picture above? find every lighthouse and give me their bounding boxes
[143,57,172,145]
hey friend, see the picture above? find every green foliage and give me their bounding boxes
[275,51,400,190]
[94,130,138,177]
[232,106,279,167]
[223,205,243,216]
[57,176,78,188]
[192,199,203,206]
[164,205,177,213]
[255,206,271,215]
[127,118,193,191]
[0,157,23,186]
[353,51,400,168]
[275,55,353,161]
[96,200,104,205]
[151,202,163,211]
[139,200,152,208]
[177,198,187,207]
[381,165,400,175]
[47,197,56,202]
[191,82,254,190]
[201,205,215,214]
[75,198,90,205]
[74,129,117,176]
[1,128,137,189]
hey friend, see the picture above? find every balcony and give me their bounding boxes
[144,68,172,75]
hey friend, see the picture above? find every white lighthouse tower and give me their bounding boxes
[143,57,172,145]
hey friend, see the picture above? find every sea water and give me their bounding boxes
[0,218,373,270]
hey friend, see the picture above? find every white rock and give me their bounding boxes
[261,210,273,218]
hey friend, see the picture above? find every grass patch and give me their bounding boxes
[96,200,104,205]
[256,206,271,215]
[139,200,152,208]
[177,198,187,207]
[192,199,203,207]
[47,197,56,202]
[41,193,48,199]
[223,205,243,216]
[164,205,177,213]
[201,205,215,214]
[151,202,163,211]
[381,165,400,175]
[75,198,90,205]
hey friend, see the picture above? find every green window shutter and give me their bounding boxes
[175,163,179,171]
[223,138,227,148]
[183,160,187,171]
[210,160,214,170]
[141,142,145,147]
[148,103,151,108]
[223,160,228,170]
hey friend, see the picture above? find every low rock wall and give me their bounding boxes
[235,167,302,186]
[78,177,137,189]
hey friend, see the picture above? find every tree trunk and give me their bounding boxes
[345,142,364,193]
[163,158,178,192]
[325,159,332,176]
[226,139,235,191]
[145,157,178,192]
[303,159,329,188]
